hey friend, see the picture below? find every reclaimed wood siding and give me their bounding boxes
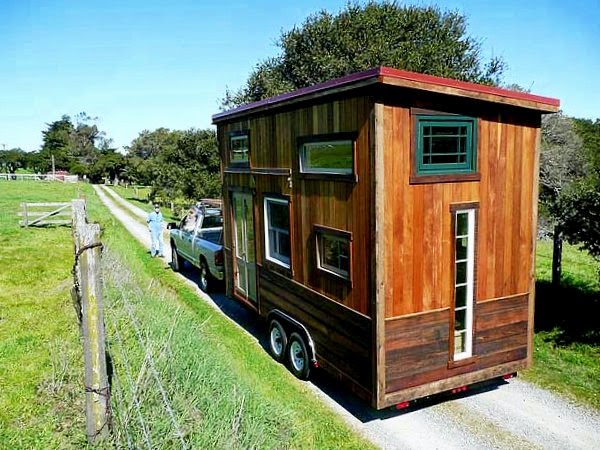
[221,96,374,316]
[385,294,528,394]
[381,105,540,317]
[260,267,372,398]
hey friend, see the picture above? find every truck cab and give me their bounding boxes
[168,200,224,291]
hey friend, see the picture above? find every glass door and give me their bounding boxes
[231,192,257,304]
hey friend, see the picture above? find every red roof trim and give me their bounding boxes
[213,66,559,122]
[379,66,560,107]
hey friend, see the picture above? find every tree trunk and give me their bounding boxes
[552,224,563,287]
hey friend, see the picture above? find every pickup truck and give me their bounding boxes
[168,201,224,292]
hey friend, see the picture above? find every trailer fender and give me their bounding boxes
[266,309,318,366]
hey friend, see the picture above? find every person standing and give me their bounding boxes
[147,203,164,257]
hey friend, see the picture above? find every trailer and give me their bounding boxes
[212,67,559,409]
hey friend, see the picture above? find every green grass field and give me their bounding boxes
[0,180,374,449]
[524,240,600,409]
[0,181,88,448]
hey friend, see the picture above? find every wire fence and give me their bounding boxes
[102,250,189,449]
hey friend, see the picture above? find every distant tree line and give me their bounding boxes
[0,113,221,203]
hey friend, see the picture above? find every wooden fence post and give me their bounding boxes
[71,199,110,443]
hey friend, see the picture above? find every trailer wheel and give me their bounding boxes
[268,320,287,362]
[287,332,310,380]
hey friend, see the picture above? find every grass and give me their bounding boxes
[0,180,373,449]
[0,180,89,448]
[522,239,600,409]
[84,188,374,449]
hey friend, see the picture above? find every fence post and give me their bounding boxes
[23,203,28,227]
[72,199,110,443]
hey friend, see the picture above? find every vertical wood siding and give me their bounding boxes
[382,105,540,318]
[221,96,374,316]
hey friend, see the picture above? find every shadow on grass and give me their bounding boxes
[535,275,600,346]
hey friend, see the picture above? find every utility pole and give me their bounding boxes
[52,154,55,179]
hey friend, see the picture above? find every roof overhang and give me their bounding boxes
[212,66,560,124]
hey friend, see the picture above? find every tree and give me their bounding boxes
[152,129,221,201]
[539,112,587,285]
[38,115,75,171]
[223,1,506,108]
[123,127,221,202]
[0,148,26,173]
[556,119,600,261]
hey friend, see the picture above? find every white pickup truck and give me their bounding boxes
[168,201,224,292]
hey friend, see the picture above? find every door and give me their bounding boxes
[231,192,257,304]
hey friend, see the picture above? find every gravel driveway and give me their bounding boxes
[93,184,600,450]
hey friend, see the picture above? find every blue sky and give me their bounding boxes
[1,0,598,152]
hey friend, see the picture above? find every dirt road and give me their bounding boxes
[94,185,600,450]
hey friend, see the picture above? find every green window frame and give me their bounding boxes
[416,115,477,175]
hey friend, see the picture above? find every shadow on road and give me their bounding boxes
[168,259,510,423]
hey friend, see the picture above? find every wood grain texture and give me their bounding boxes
[384,294,529,395]
[259,267,372,398]
[381,100,541,318]
[221,95,374,315]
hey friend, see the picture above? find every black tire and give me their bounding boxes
[171,245,183,272]
[199,258,211,292]
[287,332,310,380]
[268,319,288,363]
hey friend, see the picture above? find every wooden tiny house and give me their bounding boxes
[212,67,559,409]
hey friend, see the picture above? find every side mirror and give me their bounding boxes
[167,222,178,230]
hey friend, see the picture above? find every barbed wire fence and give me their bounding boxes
[102,249,190,449]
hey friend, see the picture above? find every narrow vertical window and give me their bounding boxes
[264,197,290,268]
[453,208,475,360]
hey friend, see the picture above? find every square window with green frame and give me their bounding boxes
[228,130,250,166]
[415,115,477,176]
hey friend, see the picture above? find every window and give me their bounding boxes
[315,226,352,281]
[416,115,476,175]
[298,133,356,180]
[264,197,290,268]
[229,131,249,164]
[453,208,476,361]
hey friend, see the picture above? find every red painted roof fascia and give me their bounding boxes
[378,66,560,108]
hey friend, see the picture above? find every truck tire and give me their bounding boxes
[171,245,183,272]
[199,259,211,292]
[268,319,287,363]
[287,332,310,380]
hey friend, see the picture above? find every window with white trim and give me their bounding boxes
[264,197,290,268]
[453,208,475,360]
[316,228,351,280]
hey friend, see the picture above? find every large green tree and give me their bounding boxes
[124,128,221,202]
[556,119,600,260]
[0,148,26,173]
[223,1,506,108]
[38,115,75,171]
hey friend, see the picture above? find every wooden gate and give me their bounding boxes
[19,202,72,227]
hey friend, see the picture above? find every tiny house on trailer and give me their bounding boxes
[212,67,559,409]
